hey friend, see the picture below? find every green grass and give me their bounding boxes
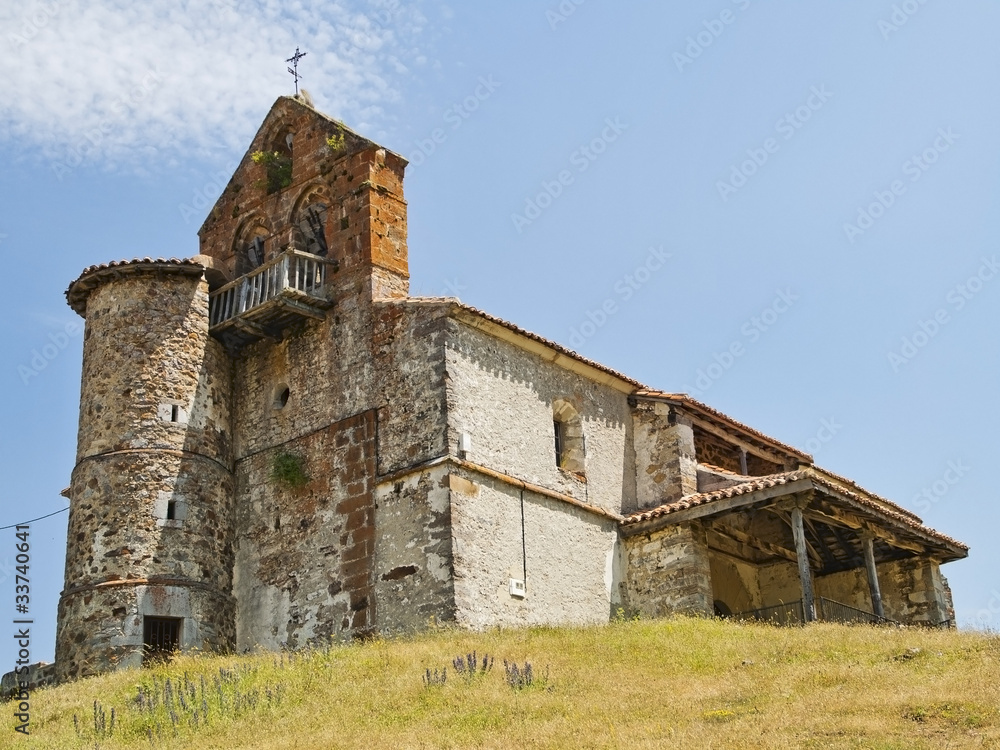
[4,617,999,749]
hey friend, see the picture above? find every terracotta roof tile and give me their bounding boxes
[625,471,809,524]
[634,389,812,461]
[622,468,967,553]
[807,465,922,523]
[66,258,205,315]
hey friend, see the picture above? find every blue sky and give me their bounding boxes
[1,0,998,664]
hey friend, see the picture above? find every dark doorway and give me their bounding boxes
[713,600,733,618]
[143,617,181,664]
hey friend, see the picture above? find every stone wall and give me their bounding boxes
[622,524,713,617]
[73,274,232,463]
[632,402,697,512]
[372,303,451,476]
[878,557,949,625]
[58,268,235,681]
[716,553,951,626]
[692,426,743,474]
[373,465,456,633]
[228,299,451,644]
[445,320,632,516]
[449,469,620,628]
[56,584,234,677]
[231,302,449,474]
[813,568,873,613]
[708,552,761,614]
[233,411,376,651]
[756,562,803,609]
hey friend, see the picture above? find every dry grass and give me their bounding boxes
[4,617,999,749]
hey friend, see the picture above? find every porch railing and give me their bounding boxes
[208,249,332,329]
[732,598,898,627]
[732,600,805,626]
[818,597,894,626]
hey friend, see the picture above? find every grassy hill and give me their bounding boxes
[5,617,999,749]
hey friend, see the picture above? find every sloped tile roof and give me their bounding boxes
[625,471,809,524]
[622,468,967,554]
[634,389,811,461]
[66,257,205,315]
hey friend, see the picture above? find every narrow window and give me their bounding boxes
[553,419,565,465]
[170,405,180,423]
[143,617,181,664]
[552,399,586,475]
[166,501,177,520]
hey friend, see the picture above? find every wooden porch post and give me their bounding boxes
[861,533,885,619]
[791,505,817,622]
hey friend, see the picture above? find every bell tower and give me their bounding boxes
[196,95,410,350]
[56,95,412,680]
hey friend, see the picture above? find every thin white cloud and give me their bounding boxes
[0,0,427,170]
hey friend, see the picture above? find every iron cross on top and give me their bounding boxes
[287,47,307,95]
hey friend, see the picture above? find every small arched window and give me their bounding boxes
[552,399,585,475]
[234,219,270,276]
[253,128,294,195]
[296,201,329,256]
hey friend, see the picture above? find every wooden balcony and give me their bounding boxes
[208,249,335,351]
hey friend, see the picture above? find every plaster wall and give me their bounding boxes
[445,321,632,516]
[450,470,620,629]
[373,465,456,633]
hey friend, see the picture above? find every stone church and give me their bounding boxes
[54,96,968,681]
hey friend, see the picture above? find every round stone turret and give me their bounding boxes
[56,258,235,680]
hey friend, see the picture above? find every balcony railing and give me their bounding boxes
[208,249,336,349]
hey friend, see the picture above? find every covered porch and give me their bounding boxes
[621,468,967,628]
